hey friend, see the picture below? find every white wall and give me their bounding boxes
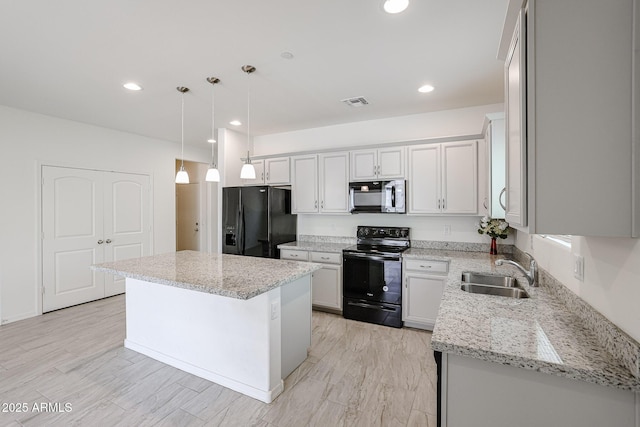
[254,103,509,243]
[0,105,210,324]
[253,104,504,156]
[515,231,640,343]
[221,128,248,188]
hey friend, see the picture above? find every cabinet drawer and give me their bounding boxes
[310,251,341,265]
[405,259,449,274]
[280,249,309,261]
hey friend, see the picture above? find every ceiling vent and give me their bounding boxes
[341,96,369,107]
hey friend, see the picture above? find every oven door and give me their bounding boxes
[342,252,402,305]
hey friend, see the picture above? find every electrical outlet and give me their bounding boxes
[573,255,584,282]
[444,225,451,236]
[271,301,279,320]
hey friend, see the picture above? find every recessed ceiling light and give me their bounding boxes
[383,0,409,14]
[123,82,143,91]
[230,120,242,126]
[207,138,216,143]
[418,84,435,93]
[281,51,294,60]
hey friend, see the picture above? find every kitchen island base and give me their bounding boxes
[123,275,311,404]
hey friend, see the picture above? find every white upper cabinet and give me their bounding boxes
[408,144,441,214]
[504,8,527,227]
[408,140,478,215]
[291,152,349,214]
[350,147,405,181]
[242,159,265,185]
[318,152,350,213]
[243,157,290,186]
[265,157,290,185]
[441,140,478,214]
[291,155,319,213]
[499,0,639,236]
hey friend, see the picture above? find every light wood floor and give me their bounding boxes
[0,295,437,426]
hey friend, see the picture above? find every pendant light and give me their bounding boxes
[205,77,221,182]
[240,65,257,180]
[175,86,190,184]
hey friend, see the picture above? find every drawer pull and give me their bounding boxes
[420,265,432,268]
[321,256,330,260]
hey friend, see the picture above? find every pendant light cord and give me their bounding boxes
[211,83,216,167]
[181,91,185,169]
[246,70,251,163]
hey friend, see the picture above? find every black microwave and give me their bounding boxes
[348,180,406,214]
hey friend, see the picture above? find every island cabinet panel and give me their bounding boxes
[442,353,637,427]
[124,275,312,404]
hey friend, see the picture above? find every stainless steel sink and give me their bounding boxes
[461,272,516,287]
[461,283,529,299]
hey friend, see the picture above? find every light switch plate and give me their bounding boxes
[444,225,451,236]
[573,255,584,282]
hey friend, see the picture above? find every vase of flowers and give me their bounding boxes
[477,216,509,255]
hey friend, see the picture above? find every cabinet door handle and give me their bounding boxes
[97,240,104,244]
[321,201,324,209]
[315,200,318,209]
[290,254,298,257]
[483,199,488,209]
[261,172,264,181]
[438,199,441,209]
[499,187,507,210]
[106,239,112,244]
[442,199,446,210]
[266,172,269,181]
[321,256,330,260]
[373,165,377,176]
[420,265,432,269]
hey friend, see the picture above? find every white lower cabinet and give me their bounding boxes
[280,248,342,312]
[442,353,638,427]
[402,259,448,330]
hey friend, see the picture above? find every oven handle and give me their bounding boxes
[343,252,401,262]
[347,301,398,312]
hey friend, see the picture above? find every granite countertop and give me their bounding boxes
[92,250,322,300]
[278,241,352,253]
[408,250,640,392]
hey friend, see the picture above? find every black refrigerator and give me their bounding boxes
[222,186,296,258]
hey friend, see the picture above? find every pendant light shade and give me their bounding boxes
[240,65,256,180]
[205,77,221,182]
[175,86,190,184]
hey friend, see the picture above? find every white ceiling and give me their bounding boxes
[0,0,508,148]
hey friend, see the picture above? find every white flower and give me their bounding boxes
[481,216,489,223]
[498,222,508,230]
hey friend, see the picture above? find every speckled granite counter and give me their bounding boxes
[278,241,352,253]
[93,250,322,300]
[406,249,640,392]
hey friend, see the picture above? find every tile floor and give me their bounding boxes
[0,295,437,426]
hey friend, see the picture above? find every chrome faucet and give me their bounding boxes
[495,252,538,287]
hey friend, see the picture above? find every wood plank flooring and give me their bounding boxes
[0,295,437,426]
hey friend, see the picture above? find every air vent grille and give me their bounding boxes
[341,96,369,107]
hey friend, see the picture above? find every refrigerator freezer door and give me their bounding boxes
[222,187,241,255]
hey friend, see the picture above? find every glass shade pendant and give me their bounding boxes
[175,86,190,184]
[205,77,220,182]
[240,65,256,180]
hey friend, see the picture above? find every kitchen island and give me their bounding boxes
[93,250,321,403]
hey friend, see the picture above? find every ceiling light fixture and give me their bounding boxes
[205,77,221,183]
[383,0,409,14]
[240,65,257,180]
[175,86,190,184]
[418,84,435,93]
[123,82,143,91]
[230,120,242,126]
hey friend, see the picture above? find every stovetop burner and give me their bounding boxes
[344,226,411,255]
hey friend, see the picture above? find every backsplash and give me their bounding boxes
[411,239,513,254]
[513,246,640,379]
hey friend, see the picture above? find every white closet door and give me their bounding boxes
[103,172,150,297]
[42,166,105,312]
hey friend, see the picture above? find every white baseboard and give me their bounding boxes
[124,339,285,404]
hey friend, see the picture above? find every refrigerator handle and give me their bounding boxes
[240,203,246,255]
[237,200,243,255]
